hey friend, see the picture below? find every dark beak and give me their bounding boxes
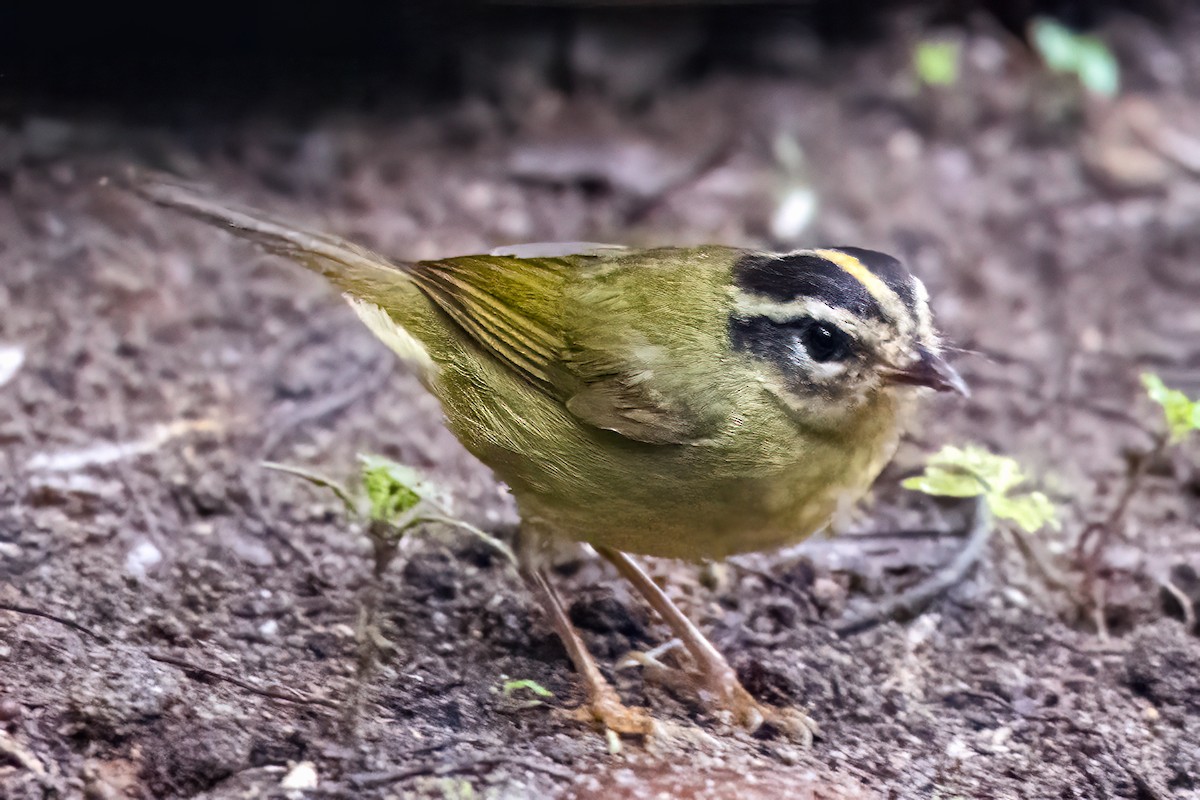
[882,348,970,397]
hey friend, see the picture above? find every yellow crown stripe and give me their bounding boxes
[813,248,892,304]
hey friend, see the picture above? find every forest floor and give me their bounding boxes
[2,7,1200,799]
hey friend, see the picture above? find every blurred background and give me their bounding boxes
[3,2,1200,798]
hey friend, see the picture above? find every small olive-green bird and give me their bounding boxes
[135,177,966,744]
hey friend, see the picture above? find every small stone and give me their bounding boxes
[280,760,318,790]
[0,698,21,720]
[810,577,845,609]
[0,344,24,387]
[126,540,163,579]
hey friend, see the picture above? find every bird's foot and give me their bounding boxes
[571,683,660,740]
[621,644,817,745]
[700,676,819,746]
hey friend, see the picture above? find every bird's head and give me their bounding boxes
[728,247,967,428]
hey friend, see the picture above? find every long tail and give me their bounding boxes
[128,174,415,307]
[127,173,443,374]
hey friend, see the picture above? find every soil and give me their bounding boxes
[3,6,1200,799]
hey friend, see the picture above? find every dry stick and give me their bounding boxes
[348,755,575,790]
[836,496,991,636]
[0,602,107,642]
[1,602,338,710]
[342,519,401,737]
[1076,431,1169,639]
[144,652,341,710]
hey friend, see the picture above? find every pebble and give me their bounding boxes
[125,540,163,579]
[280,760,318,791]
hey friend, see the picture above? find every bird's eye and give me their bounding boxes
[799,321,852,363]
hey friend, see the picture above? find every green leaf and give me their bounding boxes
[905,444,1057,534]
[1076,41,1120,97]
[901,470,985,498]
[914,40,960,87]
[358,454,432,524]
[1032,18,1079,72]
[922,445,1027,495]
[989,491,1060,534]
[1141,372,1200,444]
[501,678,553,699]
[1031,18,1119,98]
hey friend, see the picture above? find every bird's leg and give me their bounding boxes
[516,534,657,738]
[597,546,819,745]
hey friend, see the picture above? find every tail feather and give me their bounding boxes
[129,174,412,305]
[128,173,442,375]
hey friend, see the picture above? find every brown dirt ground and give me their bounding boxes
[3,8,1200,800]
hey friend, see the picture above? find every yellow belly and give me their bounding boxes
[439,365,906,561]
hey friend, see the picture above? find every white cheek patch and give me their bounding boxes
[346,296,438,376]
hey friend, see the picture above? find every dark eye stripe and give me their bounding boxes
[729,314,797,365]
[732,252,884,320]
[828,246,918,312]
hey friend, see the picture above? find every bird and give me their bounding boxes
[132,176,967,745]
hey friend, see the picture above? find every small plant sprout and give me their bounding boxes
[1031,18,1120,98]
[914,39,960,87]
[1078,374,1198,636]
[263,454,516,569]
[501,678,554,700]
[903,444,1059,534]
[496,677,554,711]
[263,454,517,733]
[1141,373,1200,445]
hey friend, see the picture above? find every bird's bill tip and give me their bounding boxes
[883,349,970,397]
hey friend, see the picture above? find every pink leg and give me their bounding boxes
[518,541,656,737]
[597,546,818,744]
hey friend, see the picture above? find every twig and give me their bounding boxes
[145,651,341,710]
[0,602,107,642]
[1076,431,1169,638]
[841,527,968,541]
[1,602,340,710]
[836,496,991,636]
[348,755,575,789]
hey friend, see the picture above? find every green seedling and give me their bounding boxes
[1141,373,1200,445]
[1079,374,1199,635]
[264,454,515,565]
[914,40,960,87]
[501,678,554,700]
[265,454,517,735]
[1031,18,1119,98]
[904,444,1059,534]
[497,677,554,711]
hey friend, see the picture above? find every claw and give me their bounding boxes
[570,686,660,741]
[724,682,819,745]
